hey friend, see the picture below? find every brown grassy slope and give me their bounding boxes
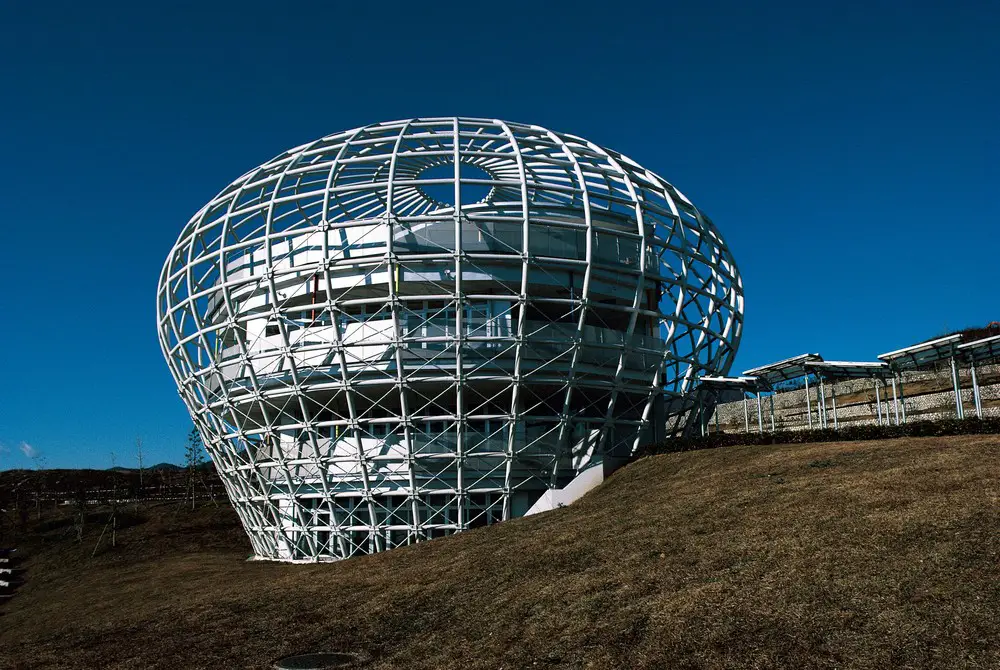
[2,435,999,670]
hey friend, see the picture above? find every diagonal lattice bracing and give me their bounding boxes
[157,117,744,561]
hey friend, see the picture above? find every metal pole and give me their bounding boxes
[950,356,965,420]
[769,392,775,431]
[699,394,706,437]
[804,374,813,429]
[891,375,900,425]
[971,360,982,417]
[831,383,839,430]
[715,398,721,432]
[743,395,750,433]
[875,379,882,426]
[884,386,890,424]
[899,373,907,424]
[756,391,764,433]
[818,377,827,429]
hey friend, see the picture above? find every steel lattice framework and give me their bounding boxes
[157,117,743,561]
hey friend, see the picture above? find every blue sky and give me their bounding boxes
[1,1,997,468]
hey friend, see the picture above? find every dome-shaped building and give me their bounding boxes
[157,117,743,561]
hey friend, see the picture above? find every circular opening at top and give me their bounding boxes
[417,162,493,207]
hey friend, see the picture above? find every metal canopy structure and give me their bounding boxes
[958,334,1000,363]
[699,375,767,393]
[803,360,888,380]
[743,353,822,386]
[697,375,772,434]
[713,330,1000,436]
[957,334,1000,417]
[878,334,963,371]
[803,360,891,429]
[741,353,824,429]
[157,117,744,561]
[879,334,966,420]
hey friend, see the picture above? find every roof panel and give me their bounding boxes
[804,360,889,380]
[957,334,1000,363]
[698,375,768,403]
[878,334,962,371]
[742,353,823,384]
[700,375,764,389]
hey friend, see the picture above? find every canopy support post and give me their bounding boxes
[891,375,900,425]
[875,379,883,426]
[818,377,827,429]
[831,383,839,430]
[756,391,764,433]
[971,360,982,417]
[899,373,907,424]
[950,355,965,420]
[804,374,813,429]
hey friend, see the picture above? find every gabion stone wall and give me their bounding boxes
[156,117,744,560]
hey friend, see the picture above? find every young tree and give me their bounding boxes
[72,478,88,544]
[94,451,120,556]
[135,436,145,507]
[185,427,206,509]
[28,450,47,521]
[108,451,119,548]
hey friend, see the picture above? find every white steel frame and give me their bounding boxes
[156,117,744,561]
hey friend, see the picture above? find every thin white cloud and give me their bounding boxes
[19,442,38,459]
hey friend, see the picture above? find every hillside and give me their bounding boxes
[2,435,999,669]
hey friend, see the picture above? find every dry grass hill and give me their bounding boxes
[2,435,999,669]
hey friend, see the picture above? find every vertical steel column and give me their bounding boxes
[769,392,775,431]
[899,373,907,424]
[875,379,883,426]
[756,391,764,433]
[699,395,706,437]
[384,121,422,546]
[498,119,529,523]
[452,119,465,531]
[970,360,982,417]
[818,377,827,429]
[715,397,721,433]
[549,127,594,489]
[743,395,750,433]
[831,383,839,430]
[804,374,813,429]
[950,356,965,420]
[891,375,900,425]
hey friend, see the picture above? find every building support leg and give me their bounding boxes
[743,395,750,433]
